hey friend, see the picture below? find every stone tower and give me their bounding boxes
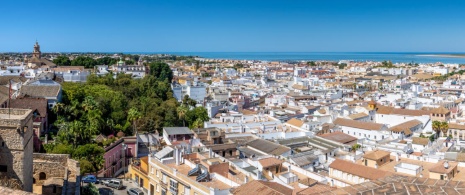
[0,109,34,192]
[32,41,41,59]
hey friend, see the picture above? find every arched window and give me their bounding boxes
[39,172,46,180]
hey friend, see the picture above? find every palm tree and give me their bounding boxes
[177,106,188,127]
[82,96,97,112]
[68,121,85,147]
[52,102,65,117]
[106,119,114,133]
[432,120,441,138]
[87,109,103,135]
[128,108,142,135]
[440,121,449,138]
[191,118,204,129]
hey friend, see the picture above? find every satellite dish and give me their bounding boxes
[444,161,449,169]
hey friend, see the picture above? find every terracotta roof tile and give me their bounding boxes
[430,106,450,115]
[389,119,422,135]
[318,132,357,144]
[231,180,293,195]
[412,137,430,146]
[363,150,391,160]
[333,118,385,131]
[429,160,458,174]
[286,118,304,127]
[258,157,284,168]
[9,98,48,118]
[329,159,392,180]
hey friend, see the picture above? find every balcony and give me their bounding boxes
[131,164,148,175]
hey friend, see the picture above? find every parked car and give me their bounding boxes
[101,179,110,186]
[82,175,97,183]
[106,179,123,190]
[127,188,144,195]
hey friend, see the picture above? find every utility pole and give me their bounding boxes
[122,143,127,181]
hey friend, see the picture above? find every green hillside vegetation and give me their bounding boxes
[44,62,209,174]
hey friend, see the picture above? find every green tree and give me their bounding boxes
[73,144,105,174]
[351,144,361,152]
[71,56,97,68]
[149,62,173,81]
[432,121,441,138]
[96,56,118,65]
[177,106,188,127]
[82,183,99,195]
[53,55,71,65]
[128,108,142,135]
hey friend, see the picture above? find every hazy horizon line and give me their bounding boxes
[2,51,465,54]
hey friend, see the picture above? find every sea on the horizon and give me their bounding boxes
[137,52,465,64]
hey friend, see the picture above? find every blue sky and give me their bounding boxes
[1,0,465,52]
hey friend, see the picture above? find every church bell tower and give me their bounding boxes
[32,41,41,59]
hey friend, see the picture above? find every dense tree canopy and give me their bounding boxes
[71,56,98,68]
[52,55,71,65]
[149,62,174,82]
[45,63,209,174]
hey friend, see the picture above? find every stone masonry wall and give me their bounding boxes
[0,108,34,192]
[32,154,70,186]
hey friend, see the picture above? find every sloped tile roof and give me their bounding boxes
[329,159,392,180]
[286,118,304,127]
[10,98,47,117]
[231,180,293,195]
[21,85,61,98]
[363,150,391,160]
[333,118,385,131]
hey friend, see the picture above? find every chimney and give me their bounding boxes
[209,148,213,158]
[175,147,180,165]
[288,164,291,173]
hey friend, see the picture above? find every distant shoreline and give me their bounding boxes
[416,54,465,58]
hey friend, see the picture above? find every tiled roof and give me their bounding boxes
[0,76,28,85]
[348,112,368,120]
[449,123,465,130]
[246,139,291,156]
[231,180,293,195]
[286,118,304,127]
[333,118,385,131]
[21,85,61,98]
[329,159,392,180]
[318,132,357,144]
[376,105,430,116]
[317,109,326,114]
[430,106,450,115]
[412,137,430,146]
[296,183,336,195]
[363,150,391,160]
[52,66,85,72]
[429,160,458,174]
[10,98,48,117]
[326,175,465,194]
[389,119,422,135]
[258,157,284,168]
[163,127,193,135]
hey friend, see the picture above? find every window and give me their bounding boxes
[151,167,154,174]
[156,184,159,192]
[170,180,178,194]
[156,170,159,178]
[162,174,167,184]
[0,165,7,172]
